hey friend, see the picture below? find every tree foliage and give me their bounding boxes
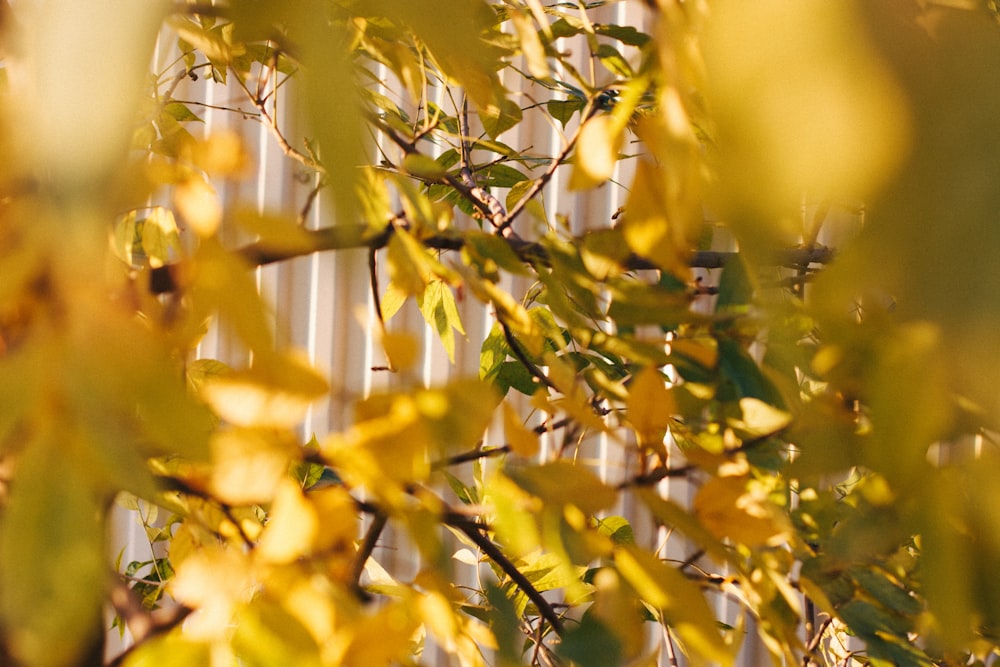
[2,1,1000,666]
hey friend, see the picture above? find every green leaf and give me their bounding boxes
[494,360,540,397]
[851,567,922,617]
[486,584,524,667]
[417,279,465,362]
[557,613,623,667]
[549,97,585,129]
[714,253,755,312]
[162,101,203,123]
[477,163,528,188]
[717,337,786,408]
[595,516,635,546]
[594,24,650,47]
[481,96,524,138]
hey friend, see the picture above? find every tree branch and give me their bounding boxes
[449,518,566,636]
[147,223,835,294]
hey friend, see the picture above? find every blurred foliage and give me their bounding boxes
[1,0,1000,666]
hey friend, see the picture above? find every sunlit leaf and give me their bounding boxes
[506,461,616,516]
[210,429,294,505]
[502,401,539,457]
[570,115,622,190]
[693,475,792,548]
[509,6,550,80]
[121,633,211,667]
[626,367,675,458]
[614,545,733,667]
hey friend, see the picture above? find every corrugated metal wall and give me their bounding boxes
[108,5,782,664]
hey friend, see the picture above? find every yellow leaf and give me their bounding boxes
[257,479,318,564]
[509,7,550,80]
[175,177,222,237]
[170,547,253,640]
[200,353,328,429]
[381,331,420,372]
[308,485,359,557]
[503,401,539,457]
[139,207,179,269]
[615,545,734,667]
[209,430,292,505]
[620,159,690,276]
[386,231,431,296]
[570,115,622,190]
[727,397,792,439]
[192,130,251,177]
[693,475,791,548]
[626,367,675,457]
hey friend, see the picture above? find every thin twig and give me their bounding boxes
[450,518,565,636]
[350,511,388,599]
[499,101,596,233]
[616,464,695,489]
[499,318,556,390]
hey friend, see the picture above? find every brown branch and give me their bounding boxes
[616,464,695,490]
[500,100,597,233]
[350,511,387,600]
[147,224,835,294]
[368,113,499,222]
[449,517,566,636]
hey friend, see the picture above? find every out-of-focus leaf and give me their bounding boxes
[570,115,622,190]
[201,353,328,429]
[339,601,420,667]
[704,0,910,239]
[557,613,623,667]
[121,633,211,667]
[607,278,694,328]
[175,177,222,237]
[717,338,786,408]
[0,437,106,667]
[620,159,691,277]
[509,6,550,80]
[626,367,674,458]
[232,599,322,667]
[727,397,792,440]
[209,429,294,505]
[693,475,792,548]
[714,253,755,312]
[506,461,616,516]
[502,401,539,457]
[615,545,733,667]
